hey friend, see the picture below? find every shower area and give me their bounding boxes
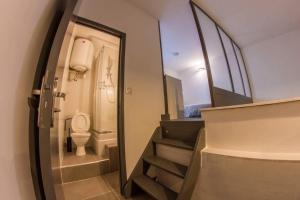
[92,45,119,157]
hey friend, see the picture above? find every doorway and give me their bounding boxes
[28,6,127,199]
[164,69,212,120]
[52,20,123,199]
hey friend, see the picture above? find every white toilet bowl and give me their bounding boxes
[71,132,91,156]
[71,112,91,156]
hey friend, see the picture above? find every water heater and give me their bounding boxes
[70,38,94,72]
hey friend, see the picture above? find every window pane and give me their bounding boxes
[233,44,251,97]
[195,8,233,91]
[219,28,245,95]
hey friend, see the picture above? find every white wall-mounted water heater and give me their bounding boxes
[70,38,94,72]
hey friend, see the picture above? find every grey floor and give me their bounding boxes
[61,172,119,200]
[60,171,153,200]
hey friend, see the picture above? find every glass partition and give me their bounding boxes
[195,8,233,92]
[218,28,245,95]
[234,44,252,97]
[191,2,252,106]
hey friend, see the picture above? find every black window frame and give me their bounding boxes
[190,1,253,100]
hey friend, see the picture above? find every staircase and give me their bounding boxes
[124,119,205,200]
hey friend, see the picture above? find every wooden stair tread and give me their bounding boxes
[153,138,194,150]
[133,175,177,200]
[131,193,155,200]
[144,156,187,178]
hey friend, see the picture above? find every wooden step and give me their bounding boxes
[153,138,194,150]
[133,175,177,200]
[160,120,203,144]
[144,156,187,178]
[131,193,155,200]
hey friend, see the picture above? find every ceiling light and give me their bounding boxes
[172,52,180,56]
[197,67,206,72]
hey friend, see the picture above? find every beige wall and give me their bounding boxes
[192,100,300,199]
[0,0,58,199]
[193,152,300,200]
[202,100,300,156]
[243,28,300,102]
[180,67,211,106]
[77,0,165,177]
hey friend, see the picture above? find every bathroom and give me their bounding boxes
[53,21,121,199]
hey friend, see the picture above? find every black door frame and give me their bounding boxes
[28,0,127,199]
[158,21,170,120]
[74,16,127,194]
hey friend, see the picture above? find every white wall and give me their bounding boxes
[77,0,165,177]
[0,0,57,199]
[202,99,300,157]
[180,68,211,106]
[244,28,300,102]
[193,99,300,199]
[165,67,211,107]
[164,68,180,79]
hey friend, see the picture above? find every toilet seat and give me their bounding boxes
[71,112,90,132]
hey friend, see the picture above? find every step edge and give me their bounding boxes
[144,156,186,178]
[133,175,178,199]
[153,138,194,150]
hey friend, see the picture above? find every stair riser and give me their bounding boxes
[156,168,183,193]
[61,160,110,183]
[156,144,193,166]
[160,121,203,144]
[134,175,178,200]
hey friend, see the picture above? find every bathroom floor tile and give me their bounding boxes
[61,173,154,200]
[101,172,154,200]
[63,147,108,167]
[103,171,123,199]
[102,171,120,193]
[62,176,111,200]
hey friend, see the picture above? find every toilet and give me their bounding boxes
[71,112,91,156]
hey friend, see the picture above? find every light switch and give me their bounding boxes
[125,87,132,95]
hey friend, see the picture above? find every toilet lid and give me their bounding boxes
[71,112,90,132]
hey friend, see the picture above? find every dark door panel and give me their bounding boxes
[28,0,78,199]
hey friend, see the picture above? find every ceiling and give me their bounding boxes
[127,0,300,72]
[128,0,205,72]
[128,0,300,47]
[193,0,300,47]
